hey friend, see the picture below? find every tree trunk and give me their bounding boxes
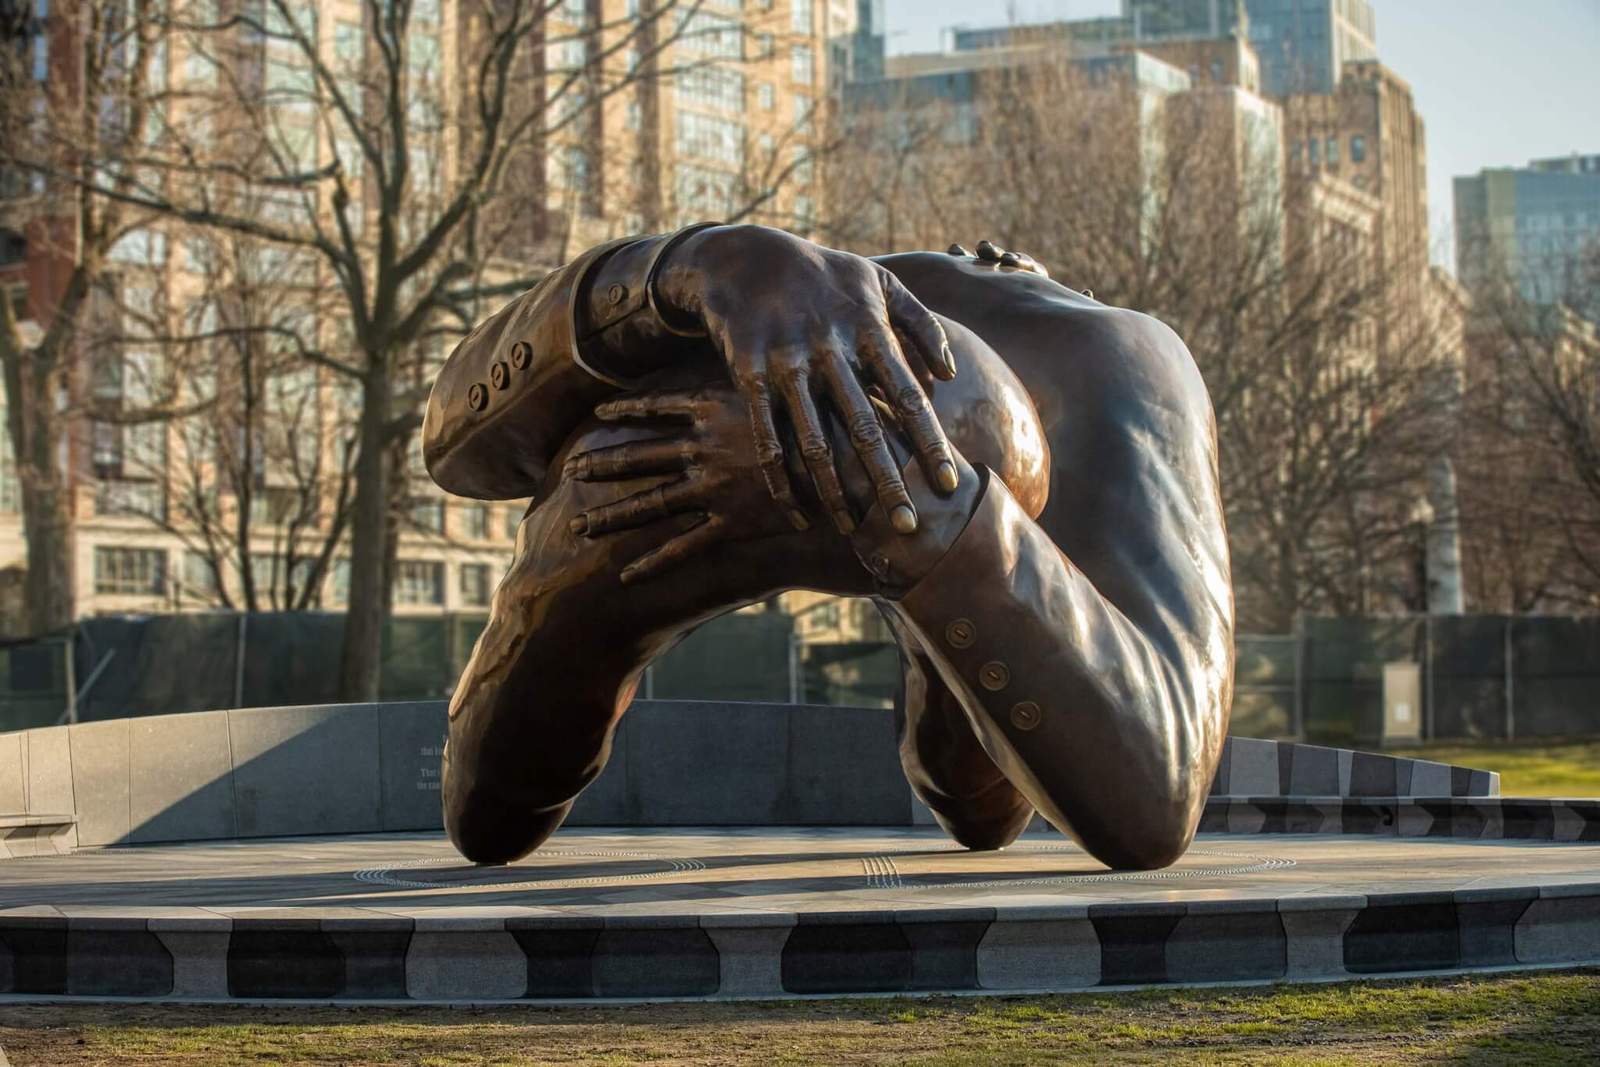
[337,369,394,701]
[2,346,76,635]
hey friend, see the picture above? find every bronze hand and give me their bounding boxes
[563,388,815,584]
[654,225,962,536]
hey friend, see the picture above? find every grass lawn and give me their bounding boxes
[2,970,1598,1066]
[1410,738,1600,797]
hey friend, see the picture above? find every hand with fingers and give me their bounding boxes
[655,225,962,539]
[946,239,1051,278]
[562,387,834,585]
[564,383,984,593]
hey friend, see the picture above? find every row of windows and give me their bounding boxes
[1291,133,1367,166]
[94,546,499,608]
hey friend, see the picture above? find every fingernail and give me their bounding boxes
[619,565,640,584]
[936,462,959,493]
[788,508,810,531]
[569,515,588,536]
[942,345,957,378]
[999,252,1020,267]
[947,243,968,256]
[890,505,918,534]
[833,508,856,534]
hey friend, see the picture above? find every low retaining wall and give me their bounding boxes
[1,701,1497,848]
[2,885,1596,1000]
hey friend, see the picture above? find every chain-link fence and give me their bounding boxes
[3,611,1598,743]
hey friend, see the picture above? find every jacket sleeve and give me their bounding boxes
[422,229,714,500]
[882,460,1233,870]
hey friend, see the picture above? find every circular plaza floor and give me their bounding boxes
[3,827,1600,1001]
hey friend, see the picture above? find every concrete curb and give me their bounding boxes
[3,884,1596,1001]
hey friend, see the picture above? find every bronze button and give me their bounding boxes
[509,341,532,369]
[467,382,489,411]
[490,360,510,390]
[945,619,976,648]
[607,283,628,305]
[1010,701,1041,731]
[979,660,1010,691]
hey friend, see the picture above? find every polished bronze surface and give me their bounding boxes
[424,224,1234,871]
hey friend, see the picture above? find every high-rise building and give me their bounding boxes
[1123,0,1375,96]
[1454,154,1600,319]
[1283,60,1430,351]
[945,2,1375,98]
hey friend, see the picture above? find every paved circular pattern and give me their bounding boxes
[354,849,708,892]
[351,841,1293,896]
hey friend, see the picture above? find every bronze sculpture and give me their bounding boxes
[422,225,1234,871]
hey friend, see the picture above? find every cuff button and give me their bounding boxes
[979,661,1010,691]
[467,382,489,411]
[945,619,976,648]
[510,341,532,369]
[608,283,629,305]
[490,360,511,390]
[1010,701,1041,731]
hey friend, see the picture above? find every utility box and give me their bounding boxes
[1382,661,1424,747]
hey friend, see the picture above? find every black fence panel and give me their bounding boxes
[5,611,1600,744]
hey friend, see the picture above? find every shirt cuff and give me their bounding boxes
[894,471,1060,742]
[574,223,719,386]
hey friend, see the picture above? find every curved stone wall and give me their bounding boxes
[0,701,1498,848]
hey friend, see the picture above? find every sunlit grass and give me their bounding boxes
[1,970,1596,1066]
[1412,738,1600,797]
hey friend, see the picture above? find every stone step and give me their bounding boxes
[0,813,78,859]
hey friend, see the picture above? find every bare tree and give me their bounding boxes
[0,0,209,633]
[1458,241,1600,611]
[824,52,1458,630]
[51,0,818,697]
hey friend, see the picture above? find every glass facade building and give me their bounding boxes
[1120,0,1377,96]
[1455,154,1600,320]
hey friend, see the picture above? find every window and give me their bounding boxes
[460,503,489,540]
[0,406,18,512]
[182,552,218,600]
[676,163,736,216]
[1326,136,1339,164]
[94,546,168,596]
[791,45,813,85]
[758,82,774,110]
[459,563,492,607]
[679,10,742,59]
[791,0,812,35]
[793,92,812,135]
[249,553,317,599]
[676,111,743,167]
[394,560,444,605]
[249,485,304,526]
[677,64,745,112]
[410,497,444,534]
[109,228,167,266]
[1308,137,1320,164]
[625,99,642,131]
[330,558,350,604]
[1350,134,1366,163]
[1209,59,1223,82]
[504,504,523,540]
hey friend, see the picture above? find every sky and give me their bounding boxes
[883,0,1600,270]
